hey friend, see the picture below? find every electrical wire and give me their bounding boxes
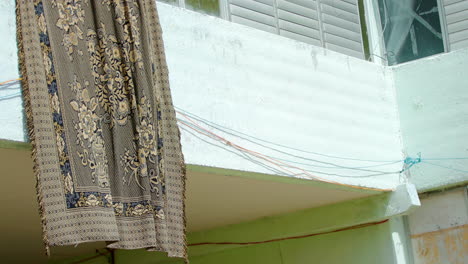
[179,118,406,178]
[67,219,389,263]
[0,77,405,179]
[175,109,407,178]
[0,79,22,101]
[1,79,464,185]
[177,108,466,180]
[178,117,400,175]
[0,78,454,178]
[176,112,369,171]
[0,92,22,100]
[0,78,21,86]
[369,0,389,62]
[175,107,402,164]
[188,219,389,247]
[0,80,21,90]
[271,157,401,170]
[422,161,468,174]
[179,125,287,176]
[177,113,395,191]
[180,119,402,179]
[178,120,302,177]
[423,157,468,161]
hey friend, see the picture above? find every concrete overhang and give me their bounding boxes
[0,140,419,263]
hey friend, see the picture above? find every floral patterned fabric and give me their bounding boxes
[16,0,186,259]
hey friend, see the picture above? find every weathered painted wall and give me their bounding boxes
[42,181,419,264]
[408,188,468,264]
[51,219,398,264]
[393,49,468,191]
[0,3,465,264]
[169,222,396,264]
[159,4,403,189]
[0,142,414,264]
[0,3,404,190]
[60,193,414,264]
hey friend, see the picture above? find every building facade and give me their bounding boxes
[0,1,466,263]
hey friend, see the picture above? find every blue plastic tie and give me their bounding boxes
[400,153,422,173]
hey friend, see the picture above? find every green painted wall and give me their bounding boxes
[181,222,394,264]
[51,188,417,264]
[60,221,396,264]
[2,141,416,264]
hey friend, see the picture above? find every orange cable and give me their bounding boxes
[179,121,295,176]
[0,78,21,86]
[177,118,298,175]
[188,219,389,246]
[68,219,389,262]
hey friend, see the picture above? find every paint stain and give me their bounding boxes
[412,97,424,111]
[310,50,318,70]
[228,39,242,49]
[412,225,468,264]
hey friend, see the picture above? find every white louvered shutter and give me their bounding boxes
[319,0,364,59]
[277,0,322,47]
[442,0,468,50]
[226,0,365,59]
[228,0,278,34]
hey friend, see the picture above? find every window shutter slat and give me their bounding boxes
[443,0,465,6]
[227,0,365,59]
[325,33,362,52]
[279,19,321,40]
[447,19,468,34]
[280,30,322,46]
[230,5,276,27]
[231,15,278,33]
[320,0,358,15]
[319,0,364,59]
[442,0,468,51]
[451,38,468,49]
[279,0,317,10]
[277,0,317,18]
[326,42,364,58]
[444,0,468,14]
[323,22,362,43]
[230,0,275,15]
[276,0,322,47]
[278,9,320,30]
[449,29,468,43]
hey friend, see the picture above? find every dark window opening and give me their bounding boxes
[377,0,445,65]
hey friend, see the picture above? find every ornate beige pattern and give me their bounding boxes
[17,0,186,260]
[51,0,87,59]
[120,96,164,193]
[69,75,110,188]
[87,24,136,127]
[103,0,144,69]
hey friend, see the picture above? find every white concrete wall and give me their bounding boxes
[393,49,468,191]
[0,3,405,190]
[159,4,404,189]
[0,1,24,142]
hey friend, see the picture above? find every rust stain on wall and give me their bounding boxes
[411,224,468,264]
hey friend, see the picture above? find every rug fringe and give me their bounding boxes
[16,0,50,256]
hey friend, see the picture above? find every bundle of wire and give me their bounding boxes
[0,79,22,101]
[1,78,467,184]
[174,107,414,191]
